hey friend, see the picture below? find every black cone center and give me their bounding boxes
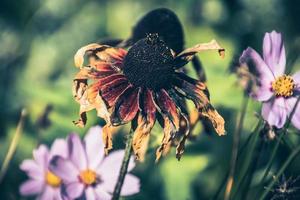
[123,34,174,90]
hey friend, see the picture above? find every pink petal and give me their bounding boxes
[19,179,44,196]
[20,159,44,180]
[65,182,84,199]
[85,187,96,200]
[67,133,87,171]
[84,126,105,170]
[250,85,273,102]
[120,174,140,196]
[292,71,300,92]
[263,31,286,77]
[240,47,274,86]
[49,139,68,159]
[285,97,300,130]
[98,150,135,179]
[49,156,78,183]
[98,151,136,192]
[262,97,288,128]
[33,145,49,171]
[94,186,112,200]
[38,185,55,200]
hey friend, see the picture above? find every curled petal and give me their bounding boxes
[102,124,114,155]
[200,106,225,136]
[174,74,225,136]
[72,79,111,127]
[263,31,286,77]
[176,114,190,160]
[175,39,225,68]
[132,89,156,161]
[155,117,175,162]
[74,43,127,69]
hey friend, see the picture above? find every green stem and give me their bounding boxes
[258,145,300,200]
[224,95,249,200]
[260,133,284,185]
[231,121,262,199]
[112,129,134,200]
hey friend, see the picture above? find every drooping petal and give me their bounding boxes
[19,179,44,196]
[263,31,286,77]
[67,134,87,171]
[292,71,300,92]
[174,73,225,135]
[20,159,43,180]
[102,124,114,155]
[262,97,288,128]
[156,89,180,131]
[240,47,274,87]
[100,76,131,107]
[155,116,175,162]
[175,114,190,160]
[65,182,84,199]
[94,186,112,200]
[49,139,68,159]
[49,156,78,183]
[174,39,225,68]
[120,174,140,196]
[111,88,140,125]
[132,89,156,161]
[84,126,105,170]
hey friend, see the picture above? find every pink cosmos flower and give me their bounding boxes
[19,139,68,200]
[49,126,140,200]
[240,31,300,129]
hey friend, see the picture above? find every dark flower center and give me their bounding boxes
[123,34,174,90]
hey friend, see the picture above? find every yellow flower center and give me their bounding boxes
[271,75,295,97]
[45,171,61,187]
[79,169,97,185]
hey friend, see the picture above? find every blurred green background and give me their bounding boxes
[0,0,300,199]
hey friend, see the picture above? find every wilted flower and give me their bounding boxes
[240,31,300,129]
[72,33,225,161]
[19,139,68,200]
[49,126,140,200]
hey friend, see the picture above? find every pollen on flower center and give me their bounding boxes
[45,171,61,187]
[79,169,97,185]
[123,33,174,90]
[271,75,295,97]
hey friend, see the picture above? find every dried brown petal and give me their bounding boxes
[176,39,225,61]
[200,106,225,136]
[155,117,175,162]
[102,124,114,154]
[176,114,190,160]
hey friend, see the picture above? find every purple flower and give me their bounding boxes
[240,31,300,129]
[49,126,140,200]
[20,139,68,200]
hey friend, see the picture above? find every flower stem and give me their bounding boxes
[224,94,249,200]
[0,109,26,184]
[258,145,300,200]
[112,128,134,200]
